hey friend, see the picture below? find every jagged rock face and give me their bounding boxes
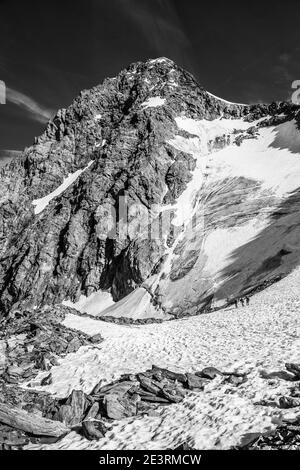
[0,57,299,318]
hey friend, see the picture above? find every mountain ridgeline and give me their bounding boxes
[0,57,300,319]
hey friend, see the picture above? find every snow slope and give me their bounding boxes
[32,161,94,214]
[62,290,114,316]
[64,116,300,321]
[26,265,300,450]
[97,287,172,320]
[153,117,300,315]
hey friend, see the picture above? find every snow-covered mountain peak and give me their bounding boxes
[0,59,299,321]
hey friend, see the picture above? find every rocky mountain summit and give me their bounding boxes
[1,57,300,320]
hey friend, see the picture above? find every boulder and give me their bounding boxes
[151,365,187,383]
[89,333,103,344]
[104,394,137,420]
[56,405,75,426]
[223,374,247,387]
[160,387,184,404]
[0,403,69,438]
[279,396,300,409]
[138,393,170,404]
[64,390,88,426]
[93,380,138,398]
[137,374,162,395]
[67,338,82,354]
[85,402,100,420]
[82,420,106,441]
[186,373,208,390]
[285,363,300,380]
[0,424,29,448]
[198,367,224,380]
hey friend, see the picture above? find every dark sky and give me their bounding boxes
[1,0,300,159]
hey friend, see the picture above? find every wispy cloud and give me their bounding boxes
[128,0,189,49]
[6,87,55,123]
[120,0,195,72]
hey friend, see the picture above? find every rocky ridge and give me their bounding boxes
[0,305,103,384]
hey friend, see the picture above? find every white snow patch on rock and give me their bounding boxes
[169,79,178,88]
[166,116,251,226]
[32,161,94,215]
[214,124,300,197]
[95,139,106,149]
[149,58,170,64]
[167,117,297,228]
[141,97,166,109]
[175,116,253,137]
[159,117,300,312]
[207,91,247,106]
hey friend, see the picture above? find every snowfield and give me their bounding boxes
[32,161,94,214]
[62,290,114,316]
[60,117,300,321]
[213,120,300,197]
[26,265,300,450]
[25,115,300,449]
[4,58,300,453]
[155,116,300,315]
[141,97,166,108]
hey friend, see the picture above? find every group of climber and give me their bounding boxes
[144,281,251,314]
[233,296,250,309]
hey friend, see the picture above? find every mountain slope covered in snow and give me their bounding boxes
[0,57,300,320]
[1,57,300,452]
[26,264,300,450]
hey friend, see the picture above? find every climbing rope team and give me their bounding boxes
[233,296,250,309]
